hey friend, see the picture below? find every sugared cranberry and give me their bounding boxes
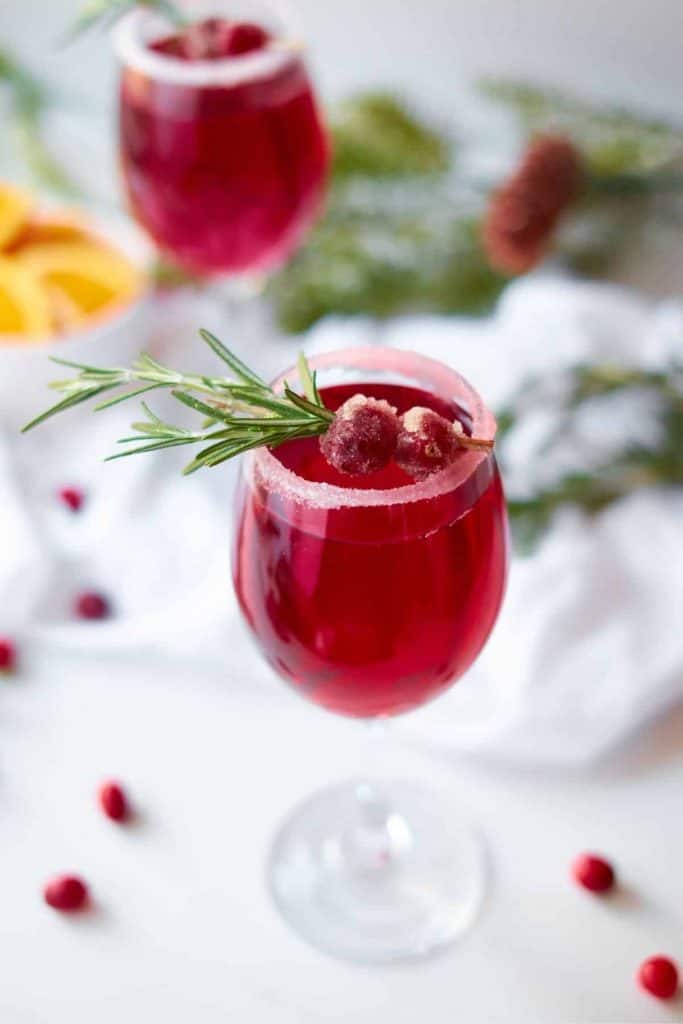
[395,407,461,480]
[75,592,111,621]
[98,780,129,823]
[0,638,17,674]
[571,853,616,894]
[58,487,85,513]
[44,875,89,912]
[638,956,679,1000]
[320,394,400,475]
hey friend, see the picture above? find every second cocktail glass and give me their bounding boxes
[113,1,329,278]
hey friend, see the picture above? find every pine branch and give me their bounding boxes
[331,92,451,180]
[497,362,683,551]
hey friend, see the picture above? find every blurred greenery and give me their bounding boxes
[497,362,683,550]
[269,84,683,332]
[330,92,451,180]
[479,79,683,175]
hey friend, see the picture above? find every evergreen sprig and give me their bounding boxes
[22,330,333,475]
[497,362,683,551]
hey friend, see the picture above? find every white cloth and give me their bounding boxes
[1,278,681,764]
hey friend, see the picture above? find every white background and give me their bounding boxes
[3,0,683,118]
[2,2,683,1022]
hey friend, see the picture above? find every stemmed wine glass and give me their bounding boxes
[112,0,329,280]
[233,346,508,962]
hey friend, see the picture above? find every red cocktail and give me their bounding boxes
[113,4,329,275]
[235,380,507,718]
[233,347,508,963]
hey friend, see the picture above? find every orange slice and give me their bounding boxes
[0,183,33,251]
[0,256,52,339]
[16,241,143,318]
[11,214,94,250]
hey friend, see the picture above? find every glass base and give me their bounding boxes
[268,779,486,964]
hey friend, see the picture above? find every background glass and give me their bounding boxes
[113,0,329,278]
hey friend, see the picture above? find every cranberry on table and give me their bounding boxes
[75,592,112,621]
[44,875,89,912]
[571,853,615,893]
[58,487,85,513]
[638,956,679,1000]
[0,638,17,673]
[98,780,129,822]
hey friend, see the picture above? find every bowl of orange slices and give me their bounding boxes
[0,181,153,430]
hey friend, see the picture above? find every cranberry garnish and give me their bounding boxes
[44,875,89,912]
[0,638,17,674]
[75,592,112,621]
[638,956,679,1000]
[571,853,616,894]
[98,780,129,822]
[154,18,271,61]
[320,394,400,475]
[395,407,461,480]
[222,22,270,55]
[58,487,85,513]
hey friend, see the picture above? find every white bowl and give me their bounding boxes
[0,210,155,434]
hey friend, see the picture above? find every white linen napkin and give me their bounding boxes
[1,278,681,764]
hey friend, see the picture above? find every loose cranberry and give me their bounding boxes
[0,638,17,673]
[395,406,461,480]
[58,487,85,513]
[320,395,400,475]
[571,853,615,893]
[44,875,89,912]
[75,592,111,621]
[638,956,679,1000]
[98,780,129,822]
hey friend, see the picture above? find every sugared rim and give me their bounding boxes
[249,346,498,510]
[111,2,302,87]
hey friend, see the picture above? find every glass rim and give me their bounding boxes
[249,346,498,510]
[111,1,303,87]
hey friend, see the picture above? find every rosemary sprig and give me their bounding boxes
[65,0,187,43]
[22,330,333,475]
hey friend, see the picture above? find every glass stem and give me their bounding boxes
[343,719,411,873]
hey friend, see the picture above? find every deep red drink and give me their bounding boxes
[117,32,328,274]
[234,375,508,718]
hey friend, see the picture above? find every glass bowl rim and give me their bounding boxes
[248,345,498,511]
[111,0,303,87]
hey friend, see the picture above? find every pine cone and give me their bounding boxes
[483,135,583,275]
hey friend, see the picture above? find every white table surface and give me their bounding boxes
[2,637,682,1023]
[2,3,682,1019]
